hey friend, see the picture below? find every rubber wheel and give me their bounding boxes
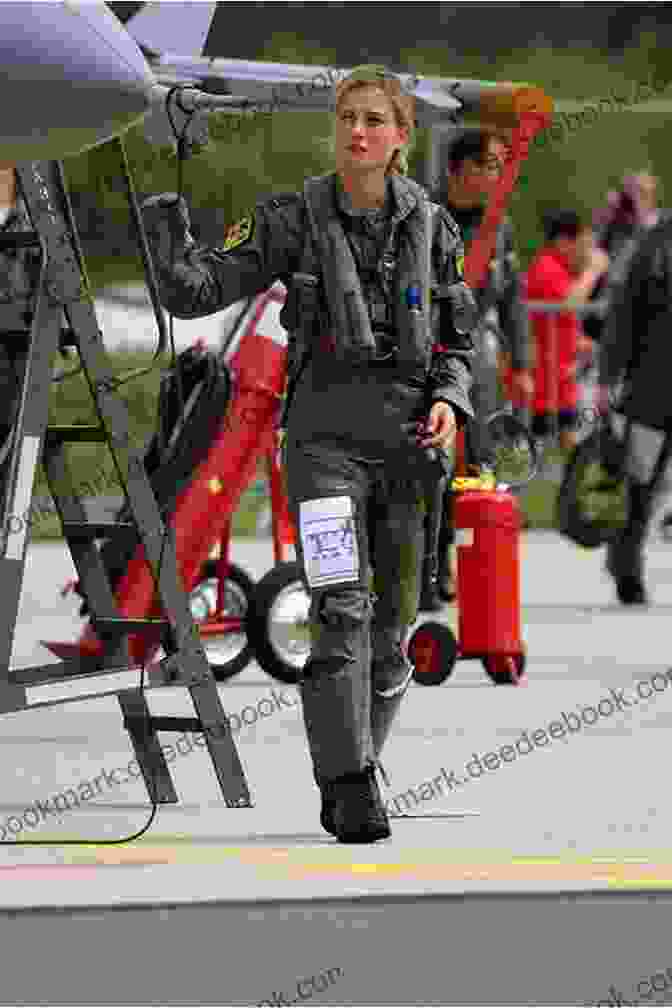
[408,621,458,686]
[556,430,627,548]
[482,652,527,686]
[190,560,255,682]
[248,561,311,684]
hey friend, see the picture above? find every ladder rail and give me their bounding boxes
[0,157,252,814]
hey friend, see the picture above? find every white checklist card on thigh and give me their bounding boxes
[299,496,359,588]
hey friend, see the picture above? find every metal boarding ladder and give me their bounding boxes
[0,157,251,812]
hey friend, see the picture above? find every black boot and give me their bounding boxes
[319,778,338,836]
[319,764,390,837]
[606,481,651,606]
[328,765,391,844]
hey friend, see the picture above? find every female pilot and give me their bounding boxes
[142,66,476,843]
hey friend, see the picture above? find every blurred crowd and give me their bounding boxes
[505,170,662,454]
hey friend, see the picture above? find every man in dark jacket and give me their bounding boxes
[420,128,532,609]
[600,215,672,604]
[441,130,532,426]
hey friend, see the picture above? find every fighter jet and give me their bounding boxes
[0,1,158,161]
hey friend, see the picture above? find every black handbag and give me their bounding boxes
[556,414,628,548]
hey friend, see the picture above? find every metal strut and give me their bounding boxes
[0,160,251,810]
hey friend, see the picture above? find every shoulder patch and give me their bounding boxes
[456,252,465,278]
[222,215,254,252]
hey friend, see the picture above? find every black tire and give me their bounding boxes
[482,652,527,685]
[408,621,458,686]
[556,430,627,548]
[190,560,255,682]
[248,561,311,684]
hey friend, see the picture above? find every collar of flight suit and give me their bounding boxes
[333,172,420,229]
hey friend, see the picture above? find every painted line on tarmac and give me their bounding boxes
[0,864,105,876]
[32,842,672,889]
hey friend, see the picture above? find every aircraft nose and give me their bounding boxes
[0,1,157,161]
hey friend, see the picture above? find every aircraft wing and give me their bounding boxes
[117,3,552,291]
[116,1,218,60]
[113,3,551,141]
[146,56,552,128]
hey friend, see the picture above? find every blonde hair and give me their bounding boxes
[333,65,415,175]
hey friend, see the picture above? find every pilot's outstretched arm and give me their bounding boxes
[142,193,303,320]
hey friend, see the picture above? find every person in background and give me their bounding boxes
[593,172,672,541]
[590,172,663,342]
[525,210,608,453]
[0,164,38,515]
[419,128,532,611]
[599,203,672,603]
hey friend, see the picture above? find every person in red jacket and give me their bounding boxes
[525,210,609,451]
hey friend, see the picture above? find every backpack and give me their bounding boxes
[76,343,233,616]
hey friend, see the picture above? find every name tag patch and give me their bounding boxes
[299,496,359,588]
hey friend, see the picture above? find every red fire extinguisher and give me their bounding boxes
[454,485,523,661]
[407,475,527,687]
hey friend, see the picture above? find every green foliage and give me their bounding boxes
[59,32,672,274]
[31,354,601,538]
[36,349,163,497]
[43,34,672,539]
[510,82,670,267]
[33,349,266,540]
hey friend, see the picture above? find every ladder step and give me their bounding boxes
[62,521,137,540]
[46,425,108,442]
[125,715,206,735]
[94,617,170,635]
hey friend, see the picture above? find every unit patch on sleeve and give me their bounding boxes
[222,214,254,252]
[456,252,465,278]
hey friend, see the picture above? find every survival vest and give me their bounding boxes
[295,172,435,370]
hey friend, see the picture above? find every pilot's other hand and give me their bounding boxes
[421,402,457,450]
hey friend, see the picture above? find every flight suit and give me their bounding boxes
[141,171,476,795]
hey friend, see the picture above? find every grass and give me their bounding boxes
[519,477,559,529]
[29,454,564,544]
[29,494,261,542]
[28,347,266,543]
[83,255,145,293]
[27,343,571,542]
